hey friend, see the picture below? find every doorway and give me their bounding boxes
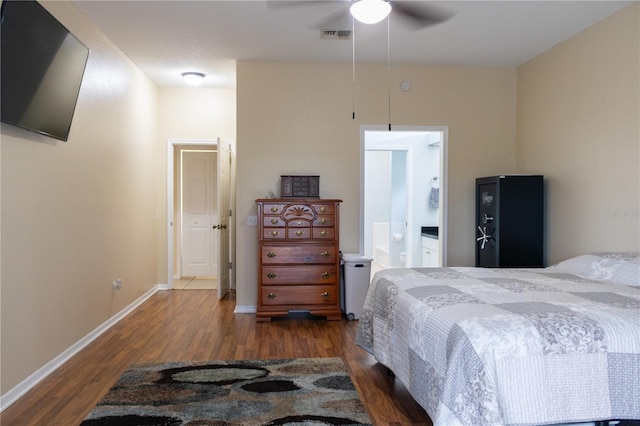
[175,147,217,290]
[360,126,447,276]
[167,139,232,299]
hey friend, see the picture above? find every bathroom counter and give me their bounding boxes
[421,227,440,267]
[421,226,439,239]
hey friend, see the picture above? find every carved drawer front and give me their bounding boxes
[261,246,336,264]
[261,266,336,285]
[282,204,316,221]
[261,285,337,306]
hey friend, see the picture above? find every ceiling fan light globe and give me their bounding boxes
[181,72,206,87]
[350,0,392,24]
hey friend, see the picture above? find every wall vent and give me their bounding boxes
[320,30,352,40]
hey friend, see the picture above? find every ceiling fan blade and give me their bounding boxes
[391,1,453,30]
[315,8,353,30]
[266,0,350,10]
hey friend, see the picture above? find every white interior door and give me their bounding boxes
[181,150,215,277]
[216,140,231,299]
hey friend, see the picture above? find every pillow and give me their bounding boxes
[550,253,640,287]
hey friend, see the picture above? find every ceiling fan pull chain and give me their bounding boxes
[352,15,356,120]
[387,13,391,131]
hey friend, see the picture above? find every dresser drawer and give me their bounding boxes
[289,219,313,227]
[261,265,336,285]
[312,228,335,239]
[263,216,285,227]
[287,227,311,239]
[310,204,335,215]
[262,203,285,215]
[313,215,334,227]
[262,228,286,240]
[261,245,337,264]
[261,285,338,306]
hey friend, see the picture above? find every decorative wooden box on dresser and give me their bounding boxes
[256,198,342,322]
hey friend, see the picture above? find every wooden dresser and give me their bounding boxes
[256,198,342,322]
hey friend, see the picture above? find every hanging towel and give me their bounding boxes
[429,187,439,208]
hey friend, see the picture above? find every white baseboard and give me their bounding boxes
[234,305,257,314]
[0,284,168,412]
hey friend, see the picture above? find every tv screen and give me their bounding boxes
[1,0,89,142]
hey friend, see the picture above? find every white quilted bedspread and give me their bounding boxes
[355,253,640,426]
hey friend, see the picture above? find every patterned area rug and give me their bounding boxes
[81,357,372,425]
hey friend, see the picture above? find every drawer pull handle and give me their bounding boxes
[321,272,330,279]
[321,291,330,299]
[296,230,303,236]
[271,231,279,236]
[297,221,302,225]
[319,218,326,224]
[270,207,279,213]
[270,218,278,224]
[319,206,326,212]
[267,292,277,299]
[320,230,328,236]
[320,251,330,257]
[267,252,276,258]
[267,272,277,279]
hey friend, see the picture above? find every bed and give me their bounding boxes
[355,253,640,426]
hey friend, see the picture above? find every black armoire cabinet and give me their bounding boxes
[476,175,544,268]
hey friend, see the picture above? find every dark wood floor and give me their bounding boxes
[1,290,432,425]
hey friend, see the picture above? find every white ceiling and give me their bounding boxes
[72,0,633,89]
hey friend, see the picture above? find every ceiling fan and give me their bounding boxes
[267,0,453,31]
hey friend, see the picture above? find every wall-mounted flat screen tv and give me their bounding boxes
[1,0,89,142]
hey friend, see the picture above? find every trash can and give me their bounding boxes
[341,253,373,320]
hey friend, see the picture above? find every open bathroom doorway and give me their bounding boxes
[360,126,447,277]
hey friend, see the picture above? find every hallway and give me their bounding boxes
[172,277,217,290]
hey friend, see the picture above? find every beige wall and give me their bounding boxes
[1,2,160,393]
[517,3,639,264]
[0,3,238,396]
[235,62,517,308]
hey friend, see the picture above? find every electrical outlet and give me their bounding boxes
[247,216,258,226]
[113,278,123,290]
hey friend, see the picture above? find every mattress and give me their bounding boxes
[355,253,640,426]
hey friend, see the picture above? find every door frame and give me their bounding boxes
[167,139,217,289]
[359,125,448,267]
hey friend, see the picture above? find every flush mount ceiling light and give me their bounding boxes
[181,72,205,87]
[350,0,391,24]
